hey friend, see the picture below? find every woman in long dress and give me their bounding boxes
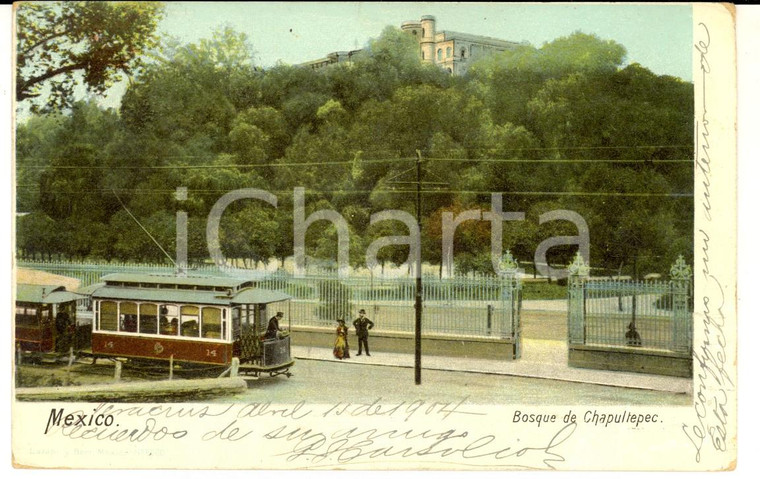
[333,318,350,359]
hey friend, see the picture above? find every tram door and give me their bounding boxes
[236,303,267,361]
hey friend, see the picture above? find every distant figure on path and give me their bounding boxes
[333,318,350,360]
[625,322,642,346]
[353,309,374,356]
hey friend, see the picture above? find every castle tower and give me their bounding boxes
[419,15,436,63]
[400,20,422,38]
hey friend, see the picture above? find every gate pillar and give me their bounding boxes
[498,251,522,359]
[669,255,692,353]
[567,252,590,345]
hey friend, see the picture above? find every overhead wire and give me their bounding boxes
[15,185,693,198]
[19,156,693,169]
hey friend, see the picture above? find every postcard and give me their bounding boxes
[9,2,737,471]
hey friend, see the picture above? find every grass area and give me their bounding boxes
[15,362,115,388]
[14,358,227,389]
[521,281,567,300]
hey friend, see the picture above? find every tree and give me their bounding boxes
[16,1,164,112]
[37,101,122,223]
[16,212,58,260]
[15,114,66,211]
[235,106,290,159]
[15,21,692,273]
[120,27,256,152]
[219,205,279,268]
[467,32,626,127]
[540,32,626,76]
[110,210,175,262]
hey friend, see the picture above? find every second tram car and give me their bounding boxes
[85,273,294,376]
[15,283,90,358]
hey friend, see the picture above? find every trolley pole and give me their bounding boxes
[415,150,423,385]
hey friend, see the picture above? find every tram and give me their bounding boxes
[82,273,295,377]
[15,283,90,359]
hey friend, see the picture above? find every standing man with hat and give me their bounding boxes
[353,309,374,356]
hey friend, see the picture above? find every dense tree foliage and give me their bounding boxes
[16,1,164,112]
[16,26,693,278]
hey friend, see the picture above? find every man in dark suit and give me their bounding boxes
[353,309,374,356]
[265,312,284,340]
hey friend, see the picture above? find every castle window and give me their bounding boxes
[422,28,425,37]
[437,48,442,61]
[461,48,466,58]
[446,47,452,58]
[421,51,425,60]
[412,30,417,36]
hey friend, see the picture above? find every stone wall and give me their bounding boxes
[290,325,518,360]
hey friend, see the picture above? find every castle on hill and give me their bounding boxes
[302,15,524,75]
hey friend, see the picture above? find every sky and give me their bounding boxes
[161,2,693,79]
[14,2,694,118]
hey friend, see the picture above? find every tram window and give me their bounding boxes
[202,307,222,339]
[100,301,118,331]
[139,303,158,334]
[232,307,241,338]
[180,305,199,337]
[159,304,179,335]
[120,302,138,332]
[16,306,38,327]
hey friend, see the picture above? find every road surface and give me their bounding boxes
[211,358,690,406]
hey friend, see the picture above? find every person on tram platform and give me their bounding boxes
[265,311,285,340]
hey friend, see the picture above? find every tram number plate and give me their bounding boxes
[206,349,217,357]
[104,341,114,349]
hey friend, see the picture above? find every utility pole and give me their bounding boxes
[385,150,448,385]
[415,150,423,385]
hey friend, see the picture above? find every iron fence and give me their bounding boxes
[18,259,522,341]
[567,254,692,354]
[17,259,222,286]
[258,271,521,338]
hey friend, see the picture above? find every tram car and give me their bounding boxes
[82,273,294,377]
[15,283,90,359]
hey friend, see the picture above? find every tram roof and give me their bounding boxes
[231,288,291,304]
[89,285,291,306]
[100,273,250,289]
[91,286,232,305]
[16,283,86,304]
